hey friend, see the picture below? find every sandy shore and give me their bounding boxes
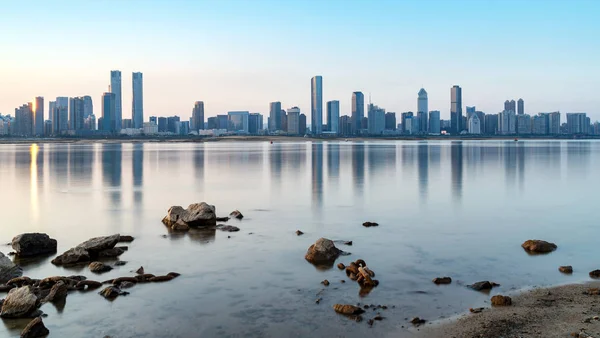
[416,282,600,338]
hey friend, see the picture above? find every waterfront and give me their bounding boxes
[1,140,599,337]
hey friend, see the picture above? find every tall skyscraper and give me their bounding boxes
[311,76,323,135]
[451,85,462,134]
[351,92,364,134]
[517,98,524,115]
[33,96,44,136]
[566,113,588,134]
[83,96,93,119]
[110,70,122,131]
[286,107,300,135]
[132,72,144,129]
[56,97,69,133]
[385,112,396,130]
[49,101,57,134]
[326,100,340,133]
[367,104,385,135]
[504,99,516,113]
[248,113,263,134]
[192,101,205,132]
[269,102,282,131]
[548,111,560,134]
[15,104,33,136]
[417,88,428,129]
[299,113,307,135]
[428,110,441,134]
[102,92,116,133]
[69,97,85,131]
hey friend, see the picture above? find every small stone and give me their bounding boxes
[367,319,374,326]
[470,307,484,313]
[321,280,330,286]
[20,317,49,338]
[433,277,452,284]
[373,314,384,321]
[333,304,365,315]
[118,281,135,289]
[295,230,304,236]
[340,280,345,284]
[136,266,145,275]
[521,239,557,253]
[491,295,512,306]
[362,222,379,227]
[559,266,573,274]
[99,286,128,299]
[468,281,500,291]
[114,261,127,266]
[89,262,112,273]
[118,235,135,243]
[315,298,322,304]
[229,210,244,219]
[337,263,345,270]
[411,317,426,325]
[218,225,240,232]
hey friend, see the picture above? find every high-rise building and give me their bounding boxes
[498,110,516,134]
[69,97,85,131]
[517,98,524,115]
[286,107,300,135]
[533,114,548,135]
[280,109,287,132]
[33,96,44,136]
[326,100,340,134]
[15,104,33,136]
[149,116,157,124]
[475,111,485,133]
[466,106,476,119]
[367,104,385,135]
[401,112,414,134]
[351,92,364,134]
[83,96,93,119]
[428,111,441,134]
[132,72,144,128]
[339,115,352,136]
[49,101,57,134]
[417,111,428,134]
[468,114,481,134]
[101,92,116,133]
[385,112,396,131]
[192,101,205,132]
[417,88,428,131]
[517,114,531,134]
[269,101,281,131]
[311,76,323,135]
[504,99,516,113]
[299,113,307,135]
[228,111,250,133]
[110,70,122,131]
[451,85,462,134]
[548,112,560,134]
[157,117,167,132]
[249,113,263,134]
[167,116,180,133]
[56,97,69,133]
[566,113,588,134]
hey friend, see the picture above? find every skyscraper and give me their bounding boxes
[110,70,122,131]
[385,112,396,130]
[417,88,428,132]
[33,96,44,136]
[269,101,281,131]
[286,107,300,135]
[192,101,205,132]
[299,113,307,135]
[351,92,364,134]
[367,104,385,135]
[49,101,57,134]
[548,111,560,134]
[428,111,441,134]
[451,85,462,134]
[326,100,340,134]
[102,92,116,133]
[69,97,84,131]
[517,98,524,115]
[83,95,93,119]
[56,97,69,133]
[504,99,516,113]
[311,76,323,135]
[132,72,144,128]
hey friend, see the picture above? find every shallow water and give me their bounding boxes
[0,140,598,337]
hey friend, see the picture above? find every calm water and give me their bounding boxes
[0,140,599,337]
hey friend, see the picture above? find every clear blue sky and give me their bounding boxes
[1,0,599,120]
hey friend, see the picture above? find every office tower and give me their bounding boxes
[32,97,44,136]
[468,114,481,134]
[49,101,57,134]
[484,114,498,134]
[548,112,560,134]
[179,121,189,135]
[466,106,476,119]
[269,101,281,131]
[228,111,250,133]
[84,114,96,130]
[192,101,205,132]
[451,85,462,134]
[101,92,116,133]
[428,110,440,134]
[131,72,143,128]
[287,107,300,135]
[280,109,287,132]
[401,112,414,134]
[299,113,307,135]
[367,104,385,135]
[417,111,427,133]
[517,98,524,115]
[110,70,122,131]
[207,117,217,129]
[385,112,396,130]
[339,115,352,136]
[311,76,323,135]
[69,97,84,131]
[215,115,228,130]
[83,96,93,119]
[157,117,167,132]
[566,113,588,134]
[44,120,52,136]
[15,104,33,136]
[326,100,340,133]
[417,88,428,132]
[475,111,485,133]
[517,114,532,134]
[167,116,181,133]
[249,113,263,134]
[56,97,69,133]
[498,110,516,134]
[504,99,516,113]
[351,91,364,134]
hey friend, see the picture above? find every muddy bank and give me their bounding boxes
[417,282,600,338]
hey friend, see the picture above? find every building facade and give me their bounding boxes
[311,76,323,135]
[192,101,204,132]
[326,100,339,134]
[101,92,116,133]
[428,110,440,134]
[351,91,364,135]
[451,85,462,134]
[269,101,282,131]
[110,70,122,131]
[132,72,144,128]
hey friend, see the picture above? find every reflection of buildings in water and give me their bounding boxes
[68,145,94,186]
[193,146,205,184]
[269,144,283,185]
[367,144,396,178]
[287,143,307,178]
[428,143,441,173]
[186,227,216,244]
[450,142,463,200]
[132,143,144,206]
[29,144,42,222]
[417,143,429,200]
[101,144,122,207]
[327,143,340,185]
[351,143,366,194]
[311,143,324,208]
[566,141,591,176]
[516,142,525,190]
[401,144,416,171]
[48,145,69,188]
[503,143,517,187]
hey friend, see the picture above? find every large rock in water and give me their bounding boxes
[0,286,38,318]
[521,240,557,253]
[162,203,217,228]
[76,234,120,253]
[52,234,122,266]
[21,317,50,338]
[51,247,90,266]
[0,252,23,283]
[305,238,342,266]
[11,233,57,257]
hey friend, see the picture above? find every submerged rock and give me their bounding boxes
[11,233,57,257]
[89,262,113,273]
[305,238,342,266]
[97,247,126,258]
[162,203,217,228]
[20,317,49,338]
[0,251,23,283]
[559,266,573,274]
[42,281,68,303]
[411,317,426,326]
[521,240,557,253]
[75,280,102,290]
[229,210,244,220]
[117,235,135,243]
[136,267,145,275]
[218,225,240,232]
[0,286,38,318]
[99,286,128,299]
[51,247,90,266]
[295,230,304,236]
[337,263,346,270]
[216,217,230,222]
[362,222,379,228]
[468,281,500,291]
[491,295,512,306]
[333,304,365,315]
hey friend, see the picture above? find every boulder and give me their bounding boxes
[11,233,57,257]
[20,317,49,338]
[559,266,573,274]
[182,203,217,227]
[162,206,186,227]
[89,262,113,273]
[218,225,240,232]
[491,295,512,306]
[590,270,600,278]
[42,281,68,303]
[99,286,128,299]
[77,234,120,253]
[0,286,38,318]
[337,263,346,270]
[51,247,90,266]
[433,277,452,285]
[468,281,500,291]
[333,304,365,315]
[149,275,173,282]
[229,210,244,220]
[0,252,23,283]
[305,238,342,266]
[521,240,557,253]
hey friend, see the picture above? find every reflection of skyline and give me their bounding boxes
[351,143,365,195]
[327,143,340,185]
[132,143,143,206]
[68,145,94,186]
[311,143,323,208]
[417,143,429,201]
[101,144,122,207]
[450,142,463,200]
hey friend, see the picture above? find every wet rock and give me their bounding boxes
[470,307,485,313]
[343,241,352,246]
[171,219,190,231]
[149,275,173,282]
[333,304,365,315]
[337,263,345,270]
[99,286,128,299]
[491,295,512,306]
[118,235,135,243]
[135,274,156,283]
[0,251,23,283]
[112,277,138,285]
[433,277,452,285]
[559,266,573,274]
[11,233,57,257]
[295,230,304,236]
[0,286,38,318]
[354,259,366,268]
[229,210,244,220]
[216,217,230,222]
[218,225,240,232]
[468,281,500,291]
[20,317,49,338]
[97,247,126,258]
[521,239,557,253]
[76,280,102,290]
[7,277,33,287]
[589,270,600,278]
[118,281,135,289]
[162,203,217,228]
[51,247,90,266]
[42,281,67,303]
[0,284,15,292]
[362,222,379,228]
[411,317,426,326]
[373,314,384,321]
[321,280,330,286]
[77,234,121,253]
[305,238,342,266]
[89,262,112,273]
[136,267,145,275]
[167,272,180,278]
[114,261,127,266]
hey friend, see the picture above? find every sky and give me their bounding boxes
[1,0,599,121]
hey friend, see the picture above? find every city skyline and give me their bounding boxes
[1,0,599,120]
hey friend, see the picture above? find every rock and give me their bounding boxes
[411,317,426,325]
[99,286,128,299]
[345,263,359,277]
[42,281,67,303]
[136,267,145,275]
[89,262,112,273]
[354,259,366,267]
[218,225,240,232]
[7,277,33,287]
[333,304,365,315]
[171,219,190,231]
[77,234,120,253]
[11,233,57,257]
[0,284,15,292]
[343,241,352,246]
[470,307,485,313]
[20,317,49,338]
[521,239,557,253]
[112,277,138,285]
[216,217,230,222]
[305,238,342,266]
[162,206,186,227]
[468,281,500,291]
[114,261,127,266]
[135,274,156,283]
[51,247,90,266]
[118,235,134,243]
[362,222,379,227]
[67,275,86,282]
[586,288,600,295]
[118,281,135,289]
[433,277,452,285]
[0,286,38,318]
[163,203,217,228]
[167,272,180,278]
[295,230,304,236]
[229,210,244,219]
[337,263,345,270]
[97,247,125,258]
[590,270,600,278]
[491,295,512,306]
[321,280,330,286]
[75,280,102,290]
[0,251,23,283]
[559,266,573,274]
[149,275,173,282]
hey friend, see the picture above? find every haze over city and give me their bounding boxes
[1,0,599,119]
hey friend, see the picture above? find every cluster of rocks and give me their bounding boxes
[98,268,180,300]
[338,259,379,292]
[51,234,130,266]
